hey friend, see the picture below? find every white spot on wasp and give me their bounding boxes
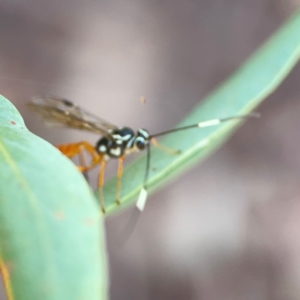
[98,145,107,153]
[138,129,149,138]
[127,137,135,148]
[198,119,220,127]
[110,147,122,157]
[112,134,132,141]
[136,188,148,211]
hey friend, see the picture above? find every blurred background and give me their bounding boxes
[1,0,300,299]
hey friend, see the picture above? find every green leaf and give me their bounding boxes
[0,95,108,300]
[102,9,300,214]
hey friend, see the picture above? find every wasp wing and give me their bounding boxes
[27,96,118,135]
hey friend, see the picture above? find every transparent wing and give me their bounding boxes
[27,96,118,135]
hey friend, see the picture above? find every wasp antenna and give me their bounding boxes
[197,112,260,127]
[151,112,260,138]
[136,188,148,211]
[136,143,151,211]
[117,208,142,247]
[118,144,150,245]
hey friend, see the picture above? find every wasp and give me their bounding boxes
[28,96,259,213]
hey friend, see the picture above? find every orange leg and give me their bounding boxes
[78,144,88,169]
[56,141,102,171]
[116,156,125,206]
[150,138,181,155]
[57,141,107,213]
[78,144,90,180]
[97,160,106,213]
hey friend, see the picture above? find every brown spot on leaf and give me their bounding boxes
[9,121,16,125]
[84,218,95,226]
[54,211,65,220]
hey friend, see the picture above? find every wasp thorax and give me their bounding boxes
[96,127,135,158]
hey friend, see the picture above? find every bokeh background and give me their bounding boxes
[1,0,300,299]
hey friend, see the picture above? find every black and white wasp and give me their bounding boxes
[28,96,259,213]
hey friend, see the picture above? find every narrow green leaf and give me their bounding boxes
[0,95,107,300]
[102,9,300,214]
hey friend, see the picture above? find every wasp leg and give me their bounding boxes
[78,145,90,182]
[97,160,106,214]
[56,141,101,171]
[150,138,181,155]
[57,141,106,212]
[116,156,125,206]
